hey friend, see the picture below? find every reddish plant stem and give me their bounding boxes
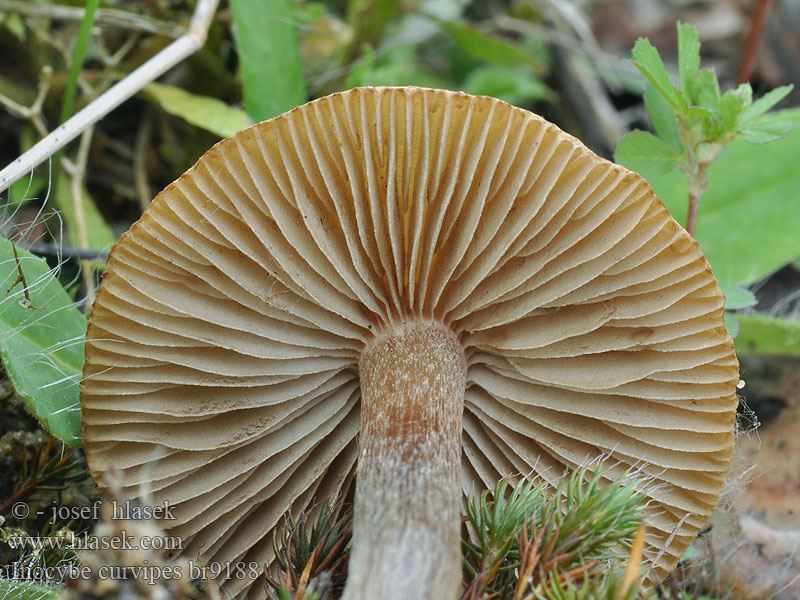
[737,0,774,84]
[685,161,710,237]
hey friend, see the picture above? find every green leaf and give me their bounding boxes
[631,38,683,111]
[644,85,683,154]
[142,82,251,138]
[738,84,794,125]
[719,84,752,130]
[614,130,681,182]
[346,0,400,50]
[721,285,757,310]
[688,68,721,112]
[54,171,115,253]
[230,0,306,121]
[0,580,60,599]
[0,237,86,446]
[344,44,450,90]
[652,109,800,286]
[735,314,800,356]
[440,20,546,74]
[8,173,46,208]
[724,312,740,338]
[461,65,552,106]
[739,119,792,144]
[677,23,700,99]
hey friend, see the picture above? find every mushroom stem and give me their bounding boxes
[343,320,466,600]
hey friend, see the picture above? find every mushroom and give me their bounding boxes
[81,86,739,599]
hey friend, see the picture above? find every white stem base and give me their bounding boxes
[342,320,466,600]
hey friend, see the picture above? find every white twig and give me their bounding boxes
[0,0,220,195]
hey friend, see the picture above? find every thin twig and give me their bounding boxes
[0,0,220,194]
[0,0,184,37]
[6,243,41,310]
[134,106,155,212]
[0,66,53,138]
[62,126,97,311]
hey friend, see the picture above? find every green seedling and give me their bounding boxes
[617,23,792,236]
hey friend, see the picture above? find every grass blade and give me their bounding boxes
[60,0,100,124]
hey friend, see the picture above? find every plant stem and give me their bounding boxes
[343,320,465,600]
[685,160,709,237]
[737,0,774,84]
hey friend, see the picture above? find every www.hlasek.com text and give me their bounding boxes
[5,530,182,552]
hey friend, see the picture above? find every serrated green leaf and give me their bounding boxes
[738,84,794,126]
[142,82,251,138]
[739,119,792,144]
[644,84,683,154]
[0,237,85,446]
[686,105,716,119]
[689,68,720,111]
[735,314,800,355]
[652,109,800,286]
[230,0,306,121]
[721,285,757,310]
[720,83,755,131]
[461,65,552,106]
[614,130,681,182]
[631,38,683,111]
[677,23,700,99]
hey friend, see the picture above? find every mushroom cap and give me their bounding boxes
[82,86,739,598]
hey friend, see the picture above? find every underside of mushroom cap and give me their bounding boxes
[82,86,739,598]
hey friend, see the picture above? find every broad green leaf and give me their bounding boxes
[631,38,683,110]
[735,314,800,356]
[440,20,546,74]
[0,580,60,599]
[652,109,800,286]
[614,130,681,182]
[677,23,700,99]
[54,171,115,253]
[0,237,86,446]
[461,66,552,106]
[739,119,792,144]
[644,85,683,154]
[720,285,757,310]
[142,82,251,138]
[738,84,794,126]
[230,0,306,121]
